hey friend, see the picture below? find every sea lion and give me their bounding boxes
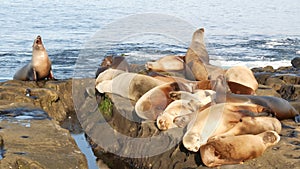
[95,56,130,77]
[214,75,299,120]
[213,116,282,138]
[157,90,216,131]
[200,131,280,167]
[169,90,216,103]
[185,28,224,81]
[182,102,268,152]
[225,66,258,94]
[185,28,209,64]
[146,55,185,72]
[156,100,195,130]
[95,68,125,85]
[96,72,165,101]
[13,35,54,81]
[135,82,192,120]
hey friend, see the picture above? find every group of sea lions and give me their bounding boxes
[95,28,300,167]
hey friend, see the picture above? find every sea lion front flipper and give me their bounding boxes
[48,69,55,80]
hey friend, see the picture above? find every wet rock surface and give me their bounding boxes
[0,79,88,169]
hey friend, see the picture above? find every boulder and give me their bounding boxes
[291,57,300,69]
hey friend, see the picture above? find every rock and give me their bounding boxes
[279,85,300,101]
[254,73,272,85]
[256,85,281,97]
[0,108,87,169]
[0,79,81,122]
[291,57,300,68]
[265,77,286,91]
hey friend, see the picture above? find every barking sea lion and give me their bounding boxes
[13,35,54,81]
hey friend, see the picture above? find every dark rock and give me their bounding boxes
[0,79,84,122]
[279,85,300,101]
[265,77,286,91]
[254,73,272,85]
[291,57,300,68]
[256,85,281,97]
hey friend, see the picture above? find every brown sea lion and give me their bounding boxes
[214,75,299,120]
[145,55,185,72]
[157,90,216,131]
[95,56,130,77]
[156,100,195,130]
[182,102,268,152]
[96,72,165,101]
[200,131,280,167]
[13,35,54,81]
[185,28,224,81]
[95,68,125,85]
[225,66,258,94]
[135,82,192,120]
[213,116,282,138]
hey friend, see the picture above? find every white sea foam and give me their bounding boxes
[211,59,291,69]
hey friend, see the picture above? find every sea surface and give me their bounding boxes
[1,0,300,81]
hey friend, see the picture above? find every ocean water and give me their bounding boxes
[0,0,300,81]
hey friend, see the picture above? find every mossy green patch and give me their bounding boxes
[99,95,113,118]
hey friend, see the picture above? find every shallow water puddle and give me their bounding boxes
[72,133,99,169]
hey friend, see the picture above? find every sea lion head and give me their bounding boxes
[261,131,280,147]
[157,114,173,131]
[183,132,202,152]
[32,35,44,50]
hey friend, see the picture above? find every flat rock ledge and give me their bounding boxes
[0,79,88,169]
[83,66,300,169]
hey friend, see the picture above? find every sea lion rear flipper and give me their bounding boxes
[238,109,271,117]
[295,115,300,123]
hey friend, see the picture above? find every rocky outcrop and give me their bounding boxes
[82,65,300,169]
[0,79,89,169]
[0,79,74,122]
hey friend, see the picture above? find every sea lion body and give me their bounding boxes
[156,100,195,130]
[225,66,258,94]
[227,93,299,120]
[14,35,53,81]
[146,55,185,72]
[183,102,266,152]
[214,116,282,137]
[135,82,192,120]
[96,72,165,101]
[200,131,280,167]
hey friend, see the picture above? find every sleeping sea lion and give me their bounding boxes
[200,131,280,167]
[157,90,216,131]
[135,82,192,120]
[213,116,282,138]
[96,72,165,101]
[156,100,195,130]
[13,35,54,81]
[214,75,299,121]
[225,66,258,94]
[182,102,268,152]
[146,55,185,72]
